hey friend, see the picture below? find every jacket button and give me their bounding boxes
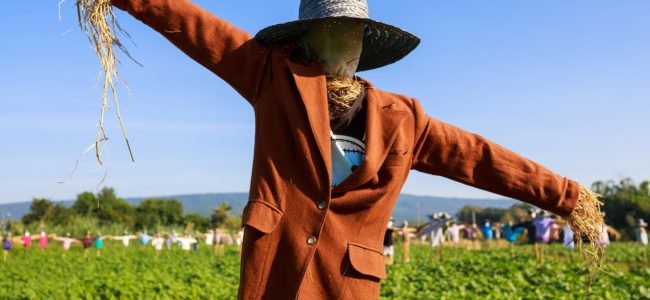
[317,201,326,210]
[307,236,317,245]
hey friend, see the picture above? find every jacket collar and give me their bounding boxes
[287,60,408,193]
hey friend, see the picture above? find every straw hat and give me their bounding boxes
[255,0,420,71]
[639,219,648,227]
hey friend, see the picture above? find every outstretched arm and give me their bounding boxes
[410,99,579,217]
[111,0,269,104]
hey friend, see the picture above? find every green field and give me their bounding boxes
[1,242,649,299]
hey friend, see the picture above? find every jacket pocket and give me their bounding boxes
[347,242,387,279]
[242,200,283,233]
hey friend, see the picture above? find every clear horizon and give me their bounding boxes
[1,1,649,204]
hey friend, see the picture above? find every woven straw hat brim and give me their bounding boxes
[255,16,420,71]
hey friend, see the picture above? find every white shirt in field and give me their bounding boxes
[563,226,575,249]
[447,224,465,243]
[205,231,214,245]
[151,237,164,250]
[637,228,648,246]
[417,221,446,247]
[177,237,197,251]
[112,235,137,247]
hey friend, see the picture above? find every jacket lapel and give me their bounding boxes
[332,86,408,193]
[287,60,332,187]
[287,60,408,193]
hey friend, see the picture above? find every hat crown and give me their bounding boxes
[299,0,369,20]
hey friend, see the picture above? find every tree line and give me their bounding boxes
[12,187,240,234]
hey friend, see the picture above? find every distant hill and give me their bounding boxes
[0,193,516,222]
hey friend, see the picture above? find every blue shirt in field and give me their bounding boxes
[502,225,524,242]
[481,224,493,239]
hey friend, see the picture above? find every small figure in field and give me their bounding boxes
[418,213,451,260]
[397,221,416,263]
[204,228,214,246]
[637,219,648,246]
[462,224,476,241]
[492,222,502,240]
[140,230,153,249]
[561,222,576,261]
[193,233,199,253]
[514,209,538,245]
[418,213,447,247]
[637,219,648,265]
[562,224,575,249]
[597,212,620,249]
[446,220,466,244]
[54,233,79,258]
[151,233,165,257]
[2,233,12,262]
[177,232,198,253]
[82,231,93,258]
[502,221,524,243]
[534,210,555,264]
[212,229,225,256]
[95,232,109,257]
[501,221,523,256]
[383,218,395,266]
[21,231,33,248]
[166,230,178,250]
[38,231,49,250]
[234,229,244,254]
[481,220,494,248]
[222,232,235,246]
[112,231,137,247]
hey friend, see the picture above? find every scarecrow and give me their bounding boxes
[94,232,110,257]
[382,218,395,266]
[637,219,648,246]
[78,0,605,298]
[2,233,12,262]
[397,221,416,263]
[637,219,648,265]
[53,233,80,258]
[38,230,49,250]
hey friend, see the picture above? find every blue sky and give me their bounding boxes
[0,1,648,203]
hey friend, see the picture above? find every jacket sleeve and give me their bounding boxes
[410,99,579,216]
[111,0,268,105]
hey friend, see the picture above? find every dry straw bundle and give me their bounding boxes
[568,186,606,271]
[327,77,363,118]
[77,0,135,164]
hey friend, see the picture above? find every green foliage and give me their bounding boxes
[381,243,650,299]
[72,191,97,216]
[21,198,52,225]
[17,187,243,237]
[1,243,648,299]
[21,198,76,227]
[183,213,210,232]
[0,243,240,299]
[211,202,232,228]
[135,198,184,230]
[222,215,242,232]
[94,188,136,227]
[593,178,650,240]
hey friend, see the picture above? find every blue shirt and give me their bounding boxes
[481,224,493,239]
[502,225,524,242]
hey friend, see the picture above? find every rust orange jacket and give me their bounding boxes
[112,0,580,299]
